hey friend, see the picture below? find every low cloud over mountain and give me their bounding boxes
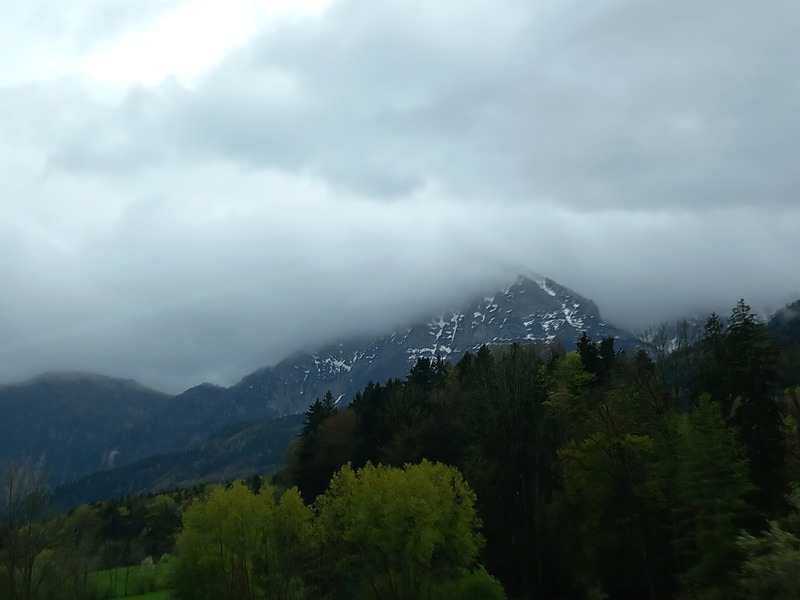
[1,0,798,391]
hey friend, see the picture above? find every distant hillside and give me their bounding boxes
[0,373,168,483]
[51,414,304,510]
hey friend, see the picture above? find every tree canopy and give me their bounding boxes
[315,460,485,600]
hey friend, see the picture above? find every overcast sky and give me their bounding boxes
[1,0,798,393]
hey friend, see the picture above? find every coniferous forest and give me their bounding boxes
[2,299,800,599]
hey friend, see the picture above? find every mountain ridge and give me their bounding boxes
[199,275,634,418]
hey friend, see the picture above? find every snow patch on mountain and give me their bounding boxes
[536,278,557,297]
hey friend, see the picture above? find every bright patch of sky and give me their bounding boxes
[79,0,334,85]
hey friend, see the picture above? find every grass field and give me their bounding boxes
[88,560,172,599]
[115,591,170,600]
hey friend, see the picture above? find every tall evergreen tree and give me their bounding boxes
[301,391,338,440]
[694,302,787,516]
[693,313,727,410]
[293,392,339,501]
[725,300,786,515]
[576,332,601,378]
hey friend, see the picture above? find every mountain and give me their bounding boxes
[770,299,800,349]
[228,275,633,415]
[0,373,168,483]
[51,414,304,509]
[0,274,635,493]
[139,276,635,445]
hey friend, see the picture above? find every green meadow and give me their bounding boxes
[88,561,171,599]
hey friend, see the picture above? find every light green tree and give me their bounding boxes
[314,460,486,600]
[256,487,313,600]
[172,481,312,600]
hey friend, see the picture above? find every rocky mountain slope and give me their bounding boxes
[223,275,634,417]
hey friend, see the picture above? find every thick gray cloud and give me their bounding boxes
[47,0,800,207]
[1,0,798,392]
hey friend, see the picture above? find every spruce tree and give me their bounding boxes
[301,391,338,439]
[576,332,600,377]
[725,300,786,515]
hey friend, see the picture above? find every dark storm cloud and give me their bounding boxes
[1,0,799,392]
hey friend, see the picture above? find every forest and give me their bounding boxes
[2,299,800,599]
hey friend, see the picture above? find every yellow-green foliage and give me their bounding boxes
[314,460,484,600]
[171,482,312,600]
[170,462,486,600]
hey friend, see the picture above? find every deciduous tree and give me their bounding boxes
[314,461,485,600]
[172,481,312,600]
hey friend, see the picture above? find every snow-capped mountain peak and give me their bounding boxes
[227,275,634,416]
